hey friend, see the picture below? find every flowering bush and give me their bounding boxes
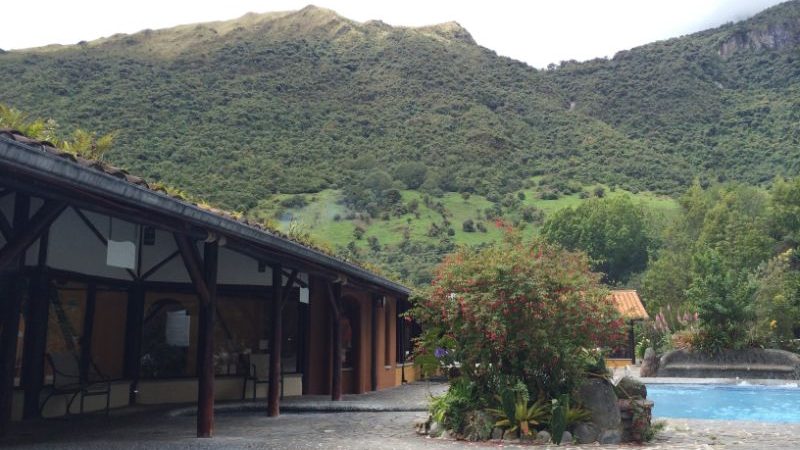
[638,305,700,354]
[411,231,625,399]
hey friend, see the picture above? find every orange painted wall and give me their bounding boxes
[305,278,403,395]
[342,288,369,394]
[377,296,397,390]
[306,275,331,395]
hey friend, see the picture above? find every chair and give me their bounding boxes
[242,353,283,400]
[40,352,111,417]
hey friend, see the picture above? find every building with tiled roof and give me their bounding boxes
[607,289,649,367]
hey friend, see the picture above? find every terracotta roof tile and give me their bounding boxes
[609,289,648,321]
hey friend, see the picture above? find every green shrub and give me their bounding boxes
[549,394,568,444]
[411,230,625,399]
[429,378,480,434]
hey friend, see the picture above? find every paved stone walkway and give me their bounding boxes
[4,381,800,449]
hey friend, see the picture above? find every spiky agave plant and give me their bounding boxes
[488,393,548,437]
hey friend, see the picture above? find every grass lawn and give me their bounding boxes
[247,184,680,251]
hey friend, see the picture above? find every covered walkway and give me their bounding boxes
[0,130,412,438]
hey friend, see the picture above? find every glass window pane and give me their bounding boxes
[140,292,199,378]
[91,288,128,379]
[46,283,86,383]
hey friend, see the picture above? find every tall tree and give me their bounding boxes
[542,196,650,284]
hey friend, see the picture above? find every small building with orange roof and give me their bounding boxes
[607,290,649,368]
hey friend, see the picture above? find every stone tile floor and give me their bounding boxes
[4,381,800,449]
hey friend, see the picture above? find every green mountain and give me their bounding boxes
[0,5,696,211]
[549,0,800,185]
[0,2,798,283]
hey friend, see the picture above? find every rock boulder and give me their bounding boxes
[576,378,622,444]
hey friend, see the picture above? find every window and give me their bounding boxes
[46,283,87,382]
[91,288,128,379]
[140,293,198,378]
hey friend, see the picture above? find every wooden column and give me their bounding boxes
[327,282,343,401]
[396,298,405,383]
[198,241,218,437]
[79,284,97,383]
[175,234,218,438]
[267,264,282,417]
[299,300,309,395]
[629,321,636,365]
[370,296,378,391]
[0,194,29,436]
[21,232,50,419]
[123,283,145,404]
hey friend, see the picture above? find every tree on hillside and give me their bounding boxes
[541,196,650,284]
[686,246,756,352]
[394,162,428,189]
[770,177,800,244]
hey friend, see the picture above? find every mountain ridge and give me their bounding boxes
[0,2,798,211]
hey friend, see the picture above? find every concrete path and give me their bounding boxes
[4,380,800,449]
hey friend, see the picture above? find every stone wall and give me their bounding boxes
[618,399,653,443]
[657,348,800,379]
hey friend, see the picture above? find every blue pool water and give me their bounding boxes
[648,383,800,423]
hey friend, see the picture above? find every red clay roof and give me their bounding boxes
[609,289,648,321]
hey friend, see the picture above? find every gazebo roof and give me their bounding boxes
[609,289,649,321]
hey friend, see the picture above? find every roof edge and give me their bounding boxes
[0,136,411,297]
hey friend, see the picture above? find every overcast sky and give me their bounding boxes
[0,0,787,68]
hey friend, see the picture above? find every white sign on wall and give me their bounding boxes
[300,287,309,304]
[107,240,136,269]
[166,310,191,347]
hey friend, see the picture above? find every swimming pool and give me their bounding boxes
[648,383,800,423]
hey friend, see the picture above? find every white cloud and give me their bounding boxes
[0,0,788,67]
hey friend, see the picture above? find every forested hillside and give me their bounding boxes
[1,2,798,284]
[548,0,800,185]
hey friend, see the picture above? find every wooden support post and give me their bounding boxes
[398,299,408,384]
[199,241,218,437]
[299,300,309,396]
[327,282,343,401]
[79,284,97,384]
[0,194,30,436]
[629,321,636,365]
[123,283,145,404]
[267,264,282,417]
[175,234,218,438]
[371,296,378,391]
[21,232,50,419]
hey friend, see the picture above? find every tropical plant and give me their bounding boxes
[488,394,548,437]
[411,229,625,399]
[565,404,592,427]
[549,394,568,444]
[429,378,479,434]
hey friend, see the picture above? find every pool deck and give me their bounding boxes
[615,365,800,386]
[4,378,800,449]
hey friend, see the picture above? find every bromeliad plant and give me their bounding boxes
[488,392,548,437]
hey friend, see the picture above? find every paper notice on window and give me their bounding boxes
[107,240,136,269]
[166,310,190,347]
[300,287,309,304]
